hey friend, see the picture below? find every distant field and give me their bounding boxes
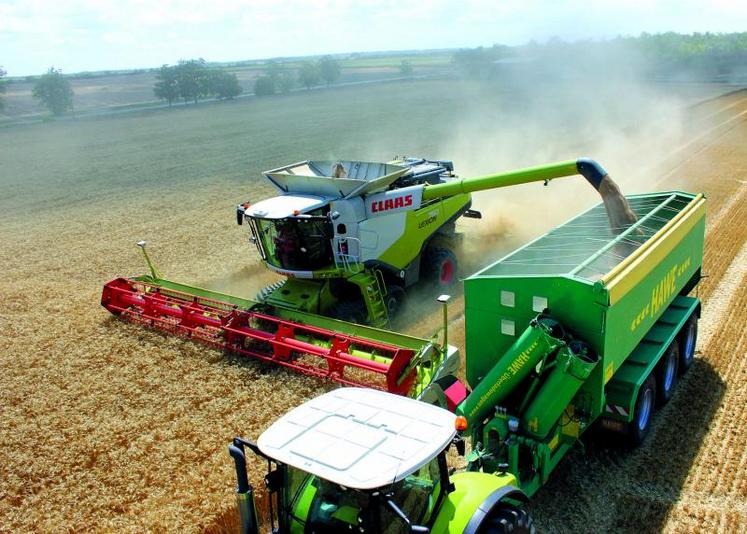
[1,78,746,532]
[0,52,451,119]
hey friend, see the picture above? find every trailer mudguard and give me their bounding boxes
[604,295,701,422]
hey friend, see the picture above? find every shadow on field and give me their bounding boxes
[531,357,724,533]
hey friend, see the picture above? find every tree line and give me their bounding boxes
[153,59,241,106]
[253,56,341,96]
[452,32,747,80]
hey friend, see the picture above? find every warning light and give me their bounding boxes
[455,416,468,431]
[293,210,301,215]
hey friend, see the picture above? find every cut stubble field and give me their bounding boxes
[1,79,746,532]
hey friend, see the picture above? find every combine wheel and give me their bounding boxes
[627,374,656,447]
[423,247,458,288]
[678,315,698,373]
[329,300,367,324]
[474,503,535,534]
[384,285,406,318]
[655,343,679,406]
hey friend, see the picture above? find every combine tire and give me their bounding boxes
[423,247,458,288]
[678,315,698,373]
[329,301,367,324]
[656,343,679,406]
[475,503,535,534]
[627,374,656,447]
[384,285,406,318]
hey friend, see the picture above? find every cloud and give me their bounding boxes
[2,0,747,75]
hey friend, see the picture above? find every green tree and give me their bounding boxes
[175,59,208,104]
[153,65,179,106]
[212,71,242,99]
[32,67,74,115]
[263,60,294,93]
[0,67,6,112]
[254,75,275,96]
[276,71,295,94]
[298,61,320,89]
[399,60,413,77]
[318,55,341,85]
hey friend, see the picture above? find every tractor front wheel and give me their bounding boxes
[475,503,535,534]
[423,247,458,288]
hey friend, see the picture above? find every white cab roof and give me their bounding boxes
[246,194,329,219]
[257,388,456,490]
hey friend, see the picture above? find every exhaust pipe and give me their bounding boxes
[229,440,260,534]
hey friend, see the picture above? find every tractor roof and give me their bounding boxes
[256,388,456,490]
[264,160,410,199]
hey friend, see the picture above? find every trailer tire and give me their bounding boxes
[678,315,698,373]
[476,503,535,534]
[655,343,679,406]
[423,247,458,288]
[627,374,656,447]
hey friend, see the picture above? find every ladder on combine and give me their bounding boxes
[350,270,389,328]
[101,277,421,395]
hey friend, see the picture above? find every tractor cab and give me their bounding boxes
[230,388,458,534]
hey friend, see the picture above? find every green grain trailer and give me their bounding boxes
[458,190,705,497]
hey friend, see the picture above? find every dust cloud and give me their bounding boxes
[437,42,694,264]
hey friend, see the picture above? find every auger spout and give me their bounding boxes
[422,158,638,233]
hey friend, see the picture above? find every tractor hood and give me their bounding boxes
[245,194,330,219]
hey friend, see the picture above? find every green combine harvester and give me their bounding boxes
[229,188,706,533]
[103,158,638,399]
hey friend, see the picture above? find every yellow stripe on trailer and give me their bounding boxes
[601,194,706,305]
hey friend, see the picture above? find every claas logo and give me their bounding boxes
[371,194,413,213]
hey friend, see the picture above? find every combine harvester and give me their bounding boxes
[102,158,636,399]
[228,189,706,532]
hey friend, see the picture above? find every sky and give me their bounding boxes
[2,0,747,76]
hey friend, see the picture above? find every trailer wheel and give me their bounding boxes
[678,315,698,373]
[423,247,458,288]
[655,343,679,406]
[476,503,535,534]
[627,374,656,447]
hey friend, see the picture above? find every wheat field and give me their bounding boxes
[1,80,745,532]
